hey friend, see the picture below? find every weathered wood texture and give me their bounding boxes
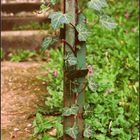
[63,0,77,139]
[63,0,86,139]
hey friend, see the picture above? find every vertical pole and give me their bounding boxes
[63,0,77,139]
[62,0,86,140]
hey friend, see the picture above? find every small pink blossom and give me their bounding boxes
[53,70,58,77]
[124,11,129,19]
[87,65,94,76]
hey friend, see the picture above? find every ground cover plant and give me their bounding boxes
[37,0,117,139]
[0,48,5,60]
[31,0,139,139]
[13,22,50,30]
[2,49,48,62]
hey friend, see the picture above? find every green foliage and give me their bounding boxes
[65,53,77,66]
[76,24,91,41]
[87,0,117,30]
[49,12,72,29]
[45,88,63,112]
[65,124,79,139]
[83,124,93,138]
[88,79,98,92]
[88,0,108,11]
[8,50,36,62]
[99,15,117,30]
[13,22,50,30]
[40,3,50,13]
[50,0,57,5]
[40,37,57,53]
[62,104,79,116]
[33,0,138,139]
[36,48,63,113]
[33,113,63,139]
[0,48,4,60]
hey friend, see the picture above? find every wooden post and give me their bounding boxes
[63,0,86,139]
[63,0,77,139]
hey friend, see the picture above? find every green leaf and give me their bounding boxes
[40,3,50,12]
[50,0,57,5]
[41,37,53,52]
[67,54,77,66]
[88,80,97,92]
[77,92,85,107]
[94,104,104,114]
[83,124,93,138]
[76,24,91,41]
[65,124,79,139]
[62,104,79,116]
[42,134,57,140]
[41,37,57,52]
[49,12,72,29]
[99,15,117,30]
[88,0,108,11]
[55,123,63,138]
[36,113,44,124]
[33,127,39,135]
[94,134,105,140]
[79,13,86,25]
[111,128,123,136]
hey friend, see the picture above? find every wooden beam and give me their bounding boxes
[63,0,85,139]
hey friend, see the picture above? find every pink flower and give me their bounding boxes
[124,11,129,19]
[53,70,58,77]
[87,65,94,76]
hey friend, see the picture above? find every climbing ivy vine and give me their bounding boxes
[39,0,116,139]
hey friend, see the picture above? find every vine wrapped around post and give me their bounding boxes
[40,0,117,139]
[63,0,87,139]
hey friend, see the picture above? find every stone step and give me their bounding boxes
[2,16,50,31]
[2,2,41,14]
[2,2,60,14]
[1,30,59,54]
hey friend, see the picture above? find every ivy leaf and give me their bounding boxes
[99,15,117,30]
[50,0,57,5]
[41,37,57,52]
[65,124,79,139]
[88,0,108,11]
[76,24,91,41]
[83,124,93,138]
[79,13,86,25]
[49,12,72,29]
[83,104,93,116]
[67,55,77,66]
[62,104,79,116]
[40,3,50,12]
[88,80,97,92]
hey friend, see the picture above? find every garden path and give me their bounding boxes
[1,61,48,140]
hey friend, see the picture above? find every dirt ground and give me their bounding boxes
[1,61,48,140]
